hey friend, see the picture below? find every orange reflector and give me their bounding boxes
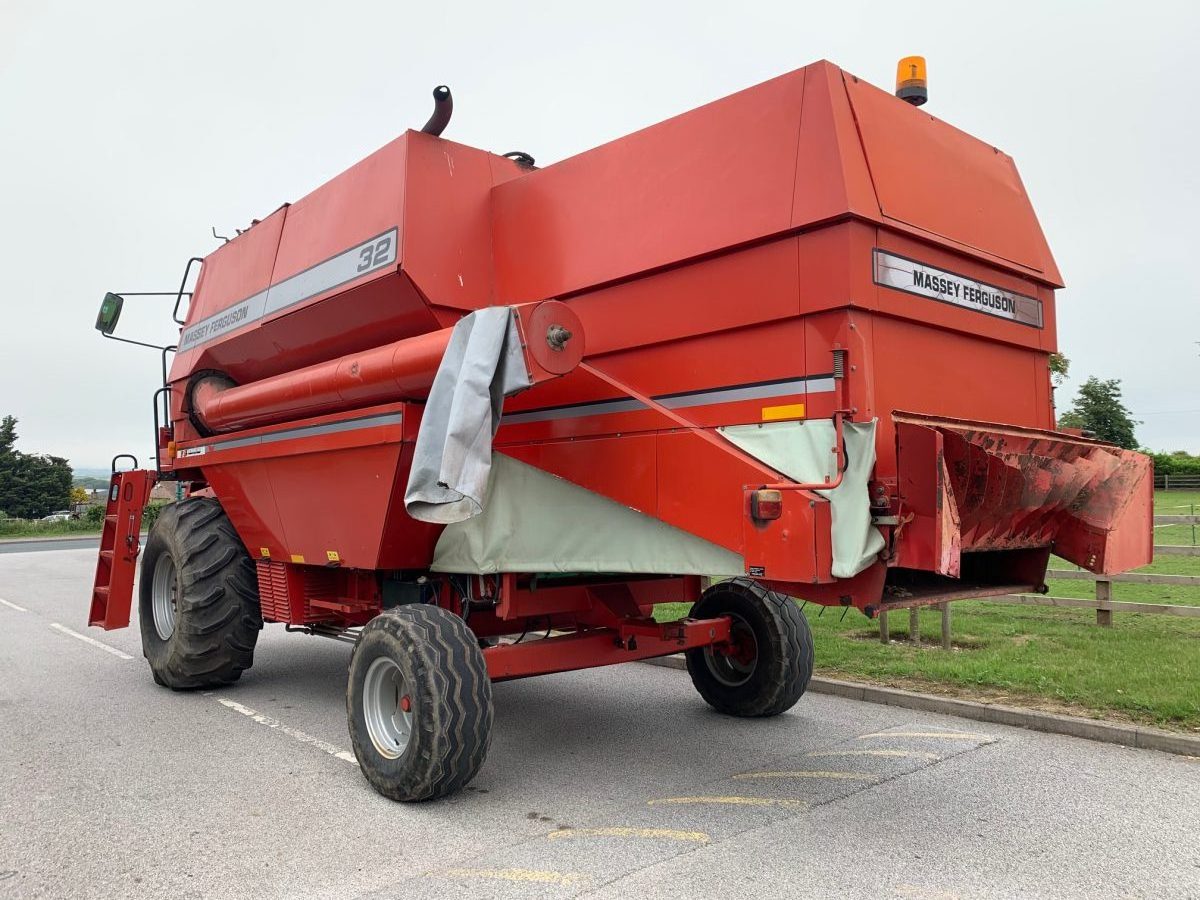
[751,489,783,521]
[762,403,805,422]
[166,441,177,459]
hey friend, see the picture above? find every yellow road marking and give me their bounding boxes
[548,827,709,843]
[431,868,585,885]
[648,796,807,809]
[857,731,992,741]
[733,770,880,782]
[807,750,940,761]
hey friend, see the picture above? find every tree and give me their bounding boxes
[1057,378,1140,449]
[70,486,90,506]
[1048,352,1070,388]
[0,416,73,518]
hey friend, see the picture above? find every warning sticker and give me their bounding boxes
[873,249,1043,328]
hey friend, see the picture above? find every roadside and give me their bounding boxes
[0,522,102,540]
[656,598,1200,733]
[0,531,102,544]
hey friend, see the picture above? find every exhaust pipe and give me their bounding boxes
[420,85,453,136]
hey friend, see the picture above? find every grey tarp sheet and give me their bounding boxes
[404,307,531,524]
[719,419,885,578]
[431,453,745,576]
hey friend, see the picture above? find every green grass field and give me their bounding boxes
[0,518,103,539]
[656,489,1200,732]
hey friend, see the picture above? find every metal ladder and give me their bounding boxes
[88,457,156,630]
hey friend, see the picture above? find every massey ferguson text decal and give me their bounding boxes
[178,228,399,351]
[872,250,1043,328]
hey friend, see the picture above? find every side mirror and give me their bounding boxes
[95,292,124,335]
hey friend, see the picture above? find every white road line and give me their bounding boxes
[0,598,28,612]
[215,697,358,765]
[48,623,133,660]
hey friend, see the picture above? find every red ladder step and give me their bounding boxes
[88,469,157,630]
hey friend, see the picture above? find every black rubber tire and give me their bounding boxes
[685,578,813,717]
[138,497,262,690]
[347,605,493,802]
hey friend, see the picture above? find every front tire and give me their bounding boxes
[347,605,493,802]
[138,498,262,689]
[685,578,813,717]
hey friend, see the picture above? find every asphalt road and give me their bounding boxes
[1,549,1197,900]
[0,536,102,554]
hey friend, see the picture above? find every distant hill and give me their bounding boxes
[72,467,112,478]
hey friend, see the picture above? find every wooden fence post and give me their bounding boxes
[940,602,952,650]
[878,609,889,644]
[1096,579,1113,627]
[909,607,920,645]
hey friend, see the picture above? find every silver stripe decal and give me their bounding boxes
[660,377,834,409]
[501,376,835,426]
[502,398,645,425]
[189,412,404,455]
[179,228,399,351]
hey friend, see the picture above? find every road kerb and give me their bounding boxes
[640,654,1200,758]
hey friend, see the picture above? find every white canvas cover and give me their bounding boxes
[431,453,745,576]
[719,418,885,578]
[404,307,531,524]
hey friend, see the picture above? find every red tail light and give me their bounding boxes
[751,489,783,521]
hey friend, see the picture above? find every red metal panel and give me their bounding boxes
[871,228,1057,353]
[561,237,800,357]
[791,61,879,226]
[269,136,407,287]
[402,134,515,311]
[492,68,808,301]
[500,434,658,515]
[842,72,1061,283]
[740,488,830,584]
[177,207,287,333]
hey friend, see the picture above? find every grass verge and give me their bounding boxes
[0,520,103,539]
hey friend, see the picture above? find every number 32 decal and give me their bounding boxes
[357,236,393,272]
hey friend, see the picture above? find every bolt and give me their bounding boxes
[546,324,572,351]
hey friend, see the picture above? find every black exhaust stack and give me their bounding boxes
[420,85,453,137]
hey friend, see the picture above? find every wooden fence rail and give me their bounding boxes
[1155,546,1200,556]
[881,553,1200,644]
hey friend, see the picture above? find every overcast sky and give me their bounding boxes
[1,0,1197,468]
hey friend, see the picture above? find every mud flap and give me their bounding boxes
[894,412,1153,577]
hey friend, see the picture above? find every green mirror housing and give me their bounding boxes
[95,292,124,335]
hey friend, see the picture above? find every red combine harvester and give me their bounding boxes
[91,60,1152,801]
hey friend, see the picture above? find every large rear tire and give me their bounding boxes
[138,497,262,689]
[347,605,493,801]
[685,578,813,717]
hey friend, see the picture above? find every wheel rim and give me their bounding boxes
[704,612,758,687]
[151,554,178,641]
[363,656,413,759]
